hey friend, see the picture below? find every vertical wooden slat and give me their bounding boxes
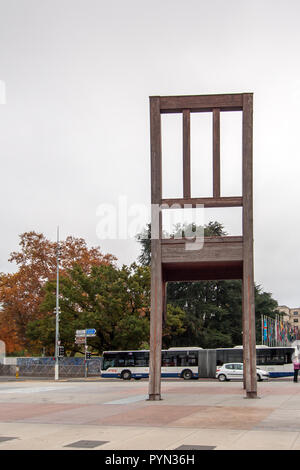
[183,109,191,198]
[162,281,167,325]
[150,97,162,206]
[149,227,163,401]
[213,108,220,198]
[149,97,163,401]
[242,93,257,398]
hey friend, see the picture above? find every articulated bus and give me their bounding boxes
[101,343,299,380]
[101,347,202,380]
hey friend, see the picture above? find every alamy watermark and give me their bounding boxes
[96,196,205,250]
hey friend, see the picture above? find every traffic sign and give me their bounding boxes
[85,329,96,335]
[75,329,96,337]
[76,330,86,336]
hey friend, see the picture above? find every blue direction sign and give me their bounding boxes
[85,328,96,336]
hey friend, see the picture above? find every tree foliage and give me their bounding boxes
[33,262,151,354]
[26,262,186,355]
[0,231,115,353]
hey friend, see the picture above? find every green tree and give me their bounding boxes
[162,304,187,349]
[27,263,151,355]
[136,223,151,266]
[27,260,188,355]
[136,222,279,348]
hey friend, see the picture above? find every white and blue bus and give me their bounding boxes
[101,343,300,380]
[216,345,298,378]
[101,347,202,380]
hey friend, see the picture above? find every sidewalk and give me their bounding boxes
[0,378,300,450]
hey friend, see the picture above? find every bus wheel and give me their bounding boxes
[121,370,132,380]
[182,369,193,380]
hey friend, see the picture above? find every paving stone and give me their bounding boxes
[175,444,215,450]
[0,436,17,442]
[65,440,109,448]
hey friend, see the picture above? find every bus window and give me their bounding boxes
[162,352,177,366]
[216,350,225,366]
[133,352,149,367]
[177,353,188,366]
[226,350,243,363]
[256,350,269,366]
[102,354,117,370]
[187,352,198,366]
[161,350,198,367]
[216,349,242,365]
[117,352,135,367]
[270,348,293,365]
[285,350,293,364]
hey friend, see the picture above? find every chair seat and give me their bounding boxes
[161,236,243,281]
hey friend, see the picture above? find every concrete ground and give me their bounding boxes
[0,377,300,450]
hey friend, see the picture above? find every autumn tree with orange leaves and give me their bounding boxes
[0,232,115,354]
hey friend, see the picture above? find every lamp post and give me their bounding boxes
[54,226,61,380]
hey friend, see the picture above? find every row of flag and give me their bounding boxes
[261,315,300,346]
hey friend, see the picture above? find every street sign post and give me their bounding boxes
[74,328,97,378]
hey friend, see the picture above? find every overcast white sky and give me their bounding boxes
[0,0,300,307]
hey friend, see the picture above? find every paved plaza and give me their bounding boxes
[0,377,300,450]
